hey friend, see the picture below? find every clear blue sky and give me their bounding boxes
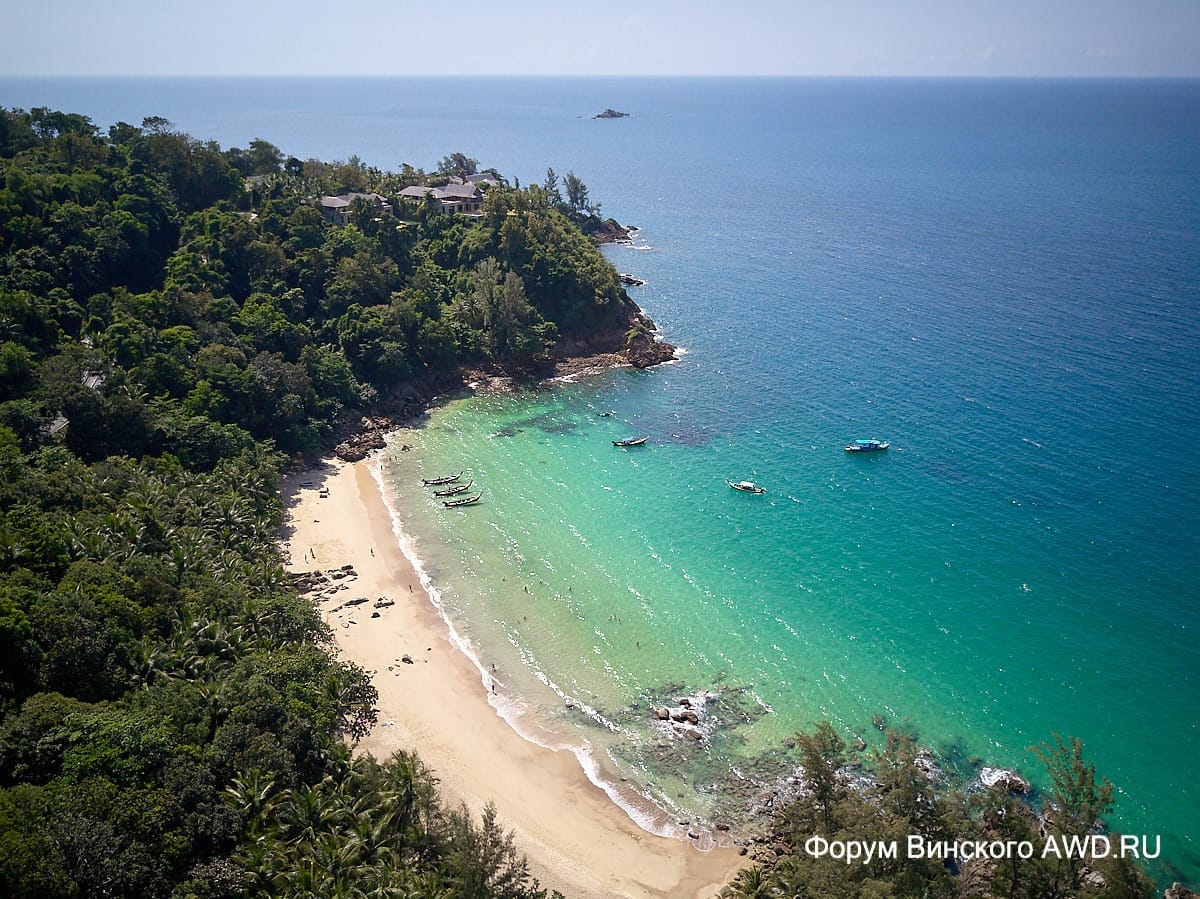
[5,0,1198,77]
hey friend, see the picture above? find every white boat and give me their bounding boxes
[844,439,890,453]
[727,479,766,494]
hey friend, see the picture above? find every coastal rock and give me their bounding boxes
[290,570,330,593]
[651,689,720,743]
[914,748,940,780]
[335,430,386,462]
[979,766,1031,794]
[625,324,677,369]
[1166,884,1199,899]
[1083,868,1107,888]
[619,273,646,286]
[581,216,637,244]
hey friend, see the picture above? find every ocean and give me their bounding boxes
[4,75,1197,883]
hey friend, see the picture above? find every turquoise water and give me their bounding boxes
[5,76,1197,881]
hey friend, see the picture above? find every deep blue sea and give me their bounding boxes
[4,76,1198,884]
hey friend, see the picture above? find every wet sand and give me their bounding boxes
[280,454,742,898]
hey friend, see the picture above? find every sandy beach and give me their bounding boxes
[279,454,742,898]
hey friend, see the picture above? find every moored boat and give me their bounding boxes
[844,438,890,453]
[422,471,463,485]
[443,492,482,508]
[433,480,473,497]
[613,435,649,447]
[727,479,766,494]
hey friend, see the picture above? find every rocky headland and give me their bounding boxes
[327,304,675,463]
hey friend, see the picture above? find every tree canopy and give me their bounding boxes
[0,105,632,898]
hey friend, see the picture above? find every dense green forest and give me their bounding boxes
[0,105,652,897]
[0,106,1172,898]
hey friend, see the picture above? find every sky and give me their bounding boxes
[3,0,1198,78]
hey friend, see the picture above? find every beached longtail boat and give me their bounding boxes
[422,471,463,485]
[433,480,473,497]
[443,492,482,508]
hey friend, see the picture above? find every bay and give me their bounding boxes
[4,75,1197,883]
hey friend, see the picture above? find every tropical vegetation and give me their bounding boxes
[719,725,1157,898]
[0,105,647,897]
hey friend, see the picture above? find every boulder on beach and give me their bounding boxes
[335,430,386,462]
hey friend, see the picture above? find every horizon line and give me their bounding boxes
[4,72,1199,80]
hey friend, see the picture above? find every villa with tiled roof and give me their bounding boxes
[318,192,393,225]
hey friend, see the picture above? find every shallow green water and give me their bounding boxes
[376,367,1198,876]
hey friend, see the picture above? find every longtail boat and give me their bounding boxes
[612,435,648,447]
[433,480,473,497]
[443,492,482,508]
[422,471,463,486]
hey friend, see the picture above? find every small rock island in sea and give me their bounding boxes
[594,108,630,119]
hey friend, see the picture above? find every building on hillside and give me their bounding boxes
[398,180,487,216]
[318,192,393,225]
[465,172,502,187]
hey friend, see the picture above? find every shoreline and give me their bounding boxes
[279,453,742,898]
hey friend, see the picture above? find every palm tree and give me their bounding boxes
[723,865,769,898]
[277,781,351,848]
[131,640,185,688]
[225,770,280,833]
[65,516,107,561]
